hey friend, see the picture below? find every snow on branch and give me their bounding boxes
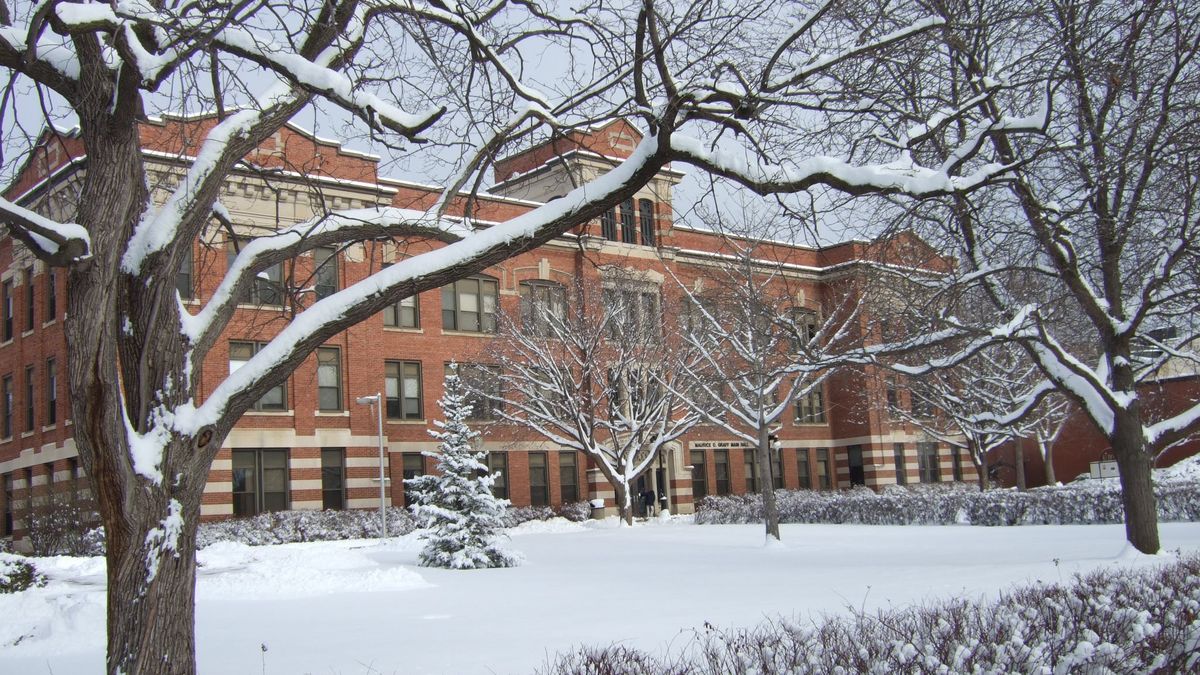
[0,196,91,265]
[669,134,1016,199]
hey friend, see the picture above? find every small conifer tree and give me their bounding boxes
[406,364,519,569]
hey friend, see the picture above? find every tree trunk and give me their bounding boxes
[1040,438,1056,485]
[1112,423,1160,554]
[1014,442,1026,490]
[756,428,780,541]
[614,482,633,526]
[105,483,202,675]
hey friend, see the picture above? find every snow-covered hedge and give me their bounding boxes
[542,554,1200,674]
[695,481,1200,526]
[196,507,418,548]
[501,502,592,527]
[0,553,46,594]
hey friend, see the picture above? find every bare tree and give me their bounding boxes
[487,274,703,525]
[832,0,1200,552]
[673,231,858,541]
[0,0,1032,671]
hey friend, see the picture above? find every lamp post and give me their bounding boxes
[356,393,387,538]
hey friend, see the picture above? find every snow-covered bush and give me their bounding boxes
[500,502,592,527]
[0,553,46,594]
[556,501,593,523]
[542,554,1200,674]
[406,367,519,569]
[696,479,1200,526]
[196,507,416,549]
[25,493,102,557]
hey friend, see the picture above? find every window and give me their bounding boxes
[401,453,424,506]
[2,473,12,536]
[384,294,420,329]
[772,452,784,490]
[317,347,342,411]
[951,447,964,482]
[638,199,655,246]
[682,296,716,338]
[529,452,549,507]
[917,442,940,483]
[618,199,637,243]
[229,342,288,411]
[744,448,758,493]
[847,445,865,486]
[690,450,707,500]
[67,457,79,502]
[46,271,56,320]
[795,388,826,424]
[714,449,730,495]
[231,448,289,516]
[451,364,502,421]
[911,392,935,418]
[885,378,899,412]
[177,245,194,300]
[791,309,818,349]
[313,247,338,300]
[24,268,34,331]
[386,361,423,420]
[227,242,284,306]
[816,449,832,489]
[603,285,661,341]
[45,358,56,425]
[441,276,498,333]
[321,448,346,510]
[559,450,578,503]
[600,208,617,240]
[894,443,907,486]
[519,281,566,337]
[797,449,812,489]
[487,452,508,500]
[24,365,35,431]
[2,281,12,341]
[1,375,10,438]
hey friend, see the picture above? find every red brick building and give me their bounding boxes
[0,116,977,544]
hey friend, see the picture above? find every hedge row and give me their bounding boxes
[694,481,1200,526]
[542,554,1200,674]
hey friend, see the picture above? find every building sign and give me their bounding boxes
[690,440,753,450]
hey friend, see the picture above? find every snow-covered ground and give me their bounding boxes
[3,519,1200,674]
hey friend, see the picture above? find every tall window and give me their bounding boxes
[638,199,655,246]
[384,294,420,329]
[442,276,498,333]
[529,452,549,507]
[401,453,425,506]
[559,450,578,503]
[24,365,35,431]
[772,452,784,490]
[603,285,661,341]
[452,363,502,421]
[24,268,34,331]
[951,447,964,482]
[714,449,730,495]
[519,281,566,337]
[487,452,508,499]
[229,342,288,411]
[45,358,56,425]
[600,208,617,240]
[177,245,194,300]
[816,449,832,489]
[690,449,707,500]
[797,449,812,489]
[2,473,12,536]
[619,198,637,243]
[795,388,826,424]
[313,247,338,300]
[46,270,56,320]
[917,442,941,483]
[317,347,342,411]
[744,448,758,493]
[385,361,422,420]
[1,375,11,438]
[231,448,289,516]
[3,280,13,341]
[321,448,346,510]
[791,309,818,349]
[885,377,899,412]
[228,243,284,306]
[894,443,908,485]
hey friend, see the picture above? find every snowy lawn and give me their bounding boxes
[3,519,1200,674]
